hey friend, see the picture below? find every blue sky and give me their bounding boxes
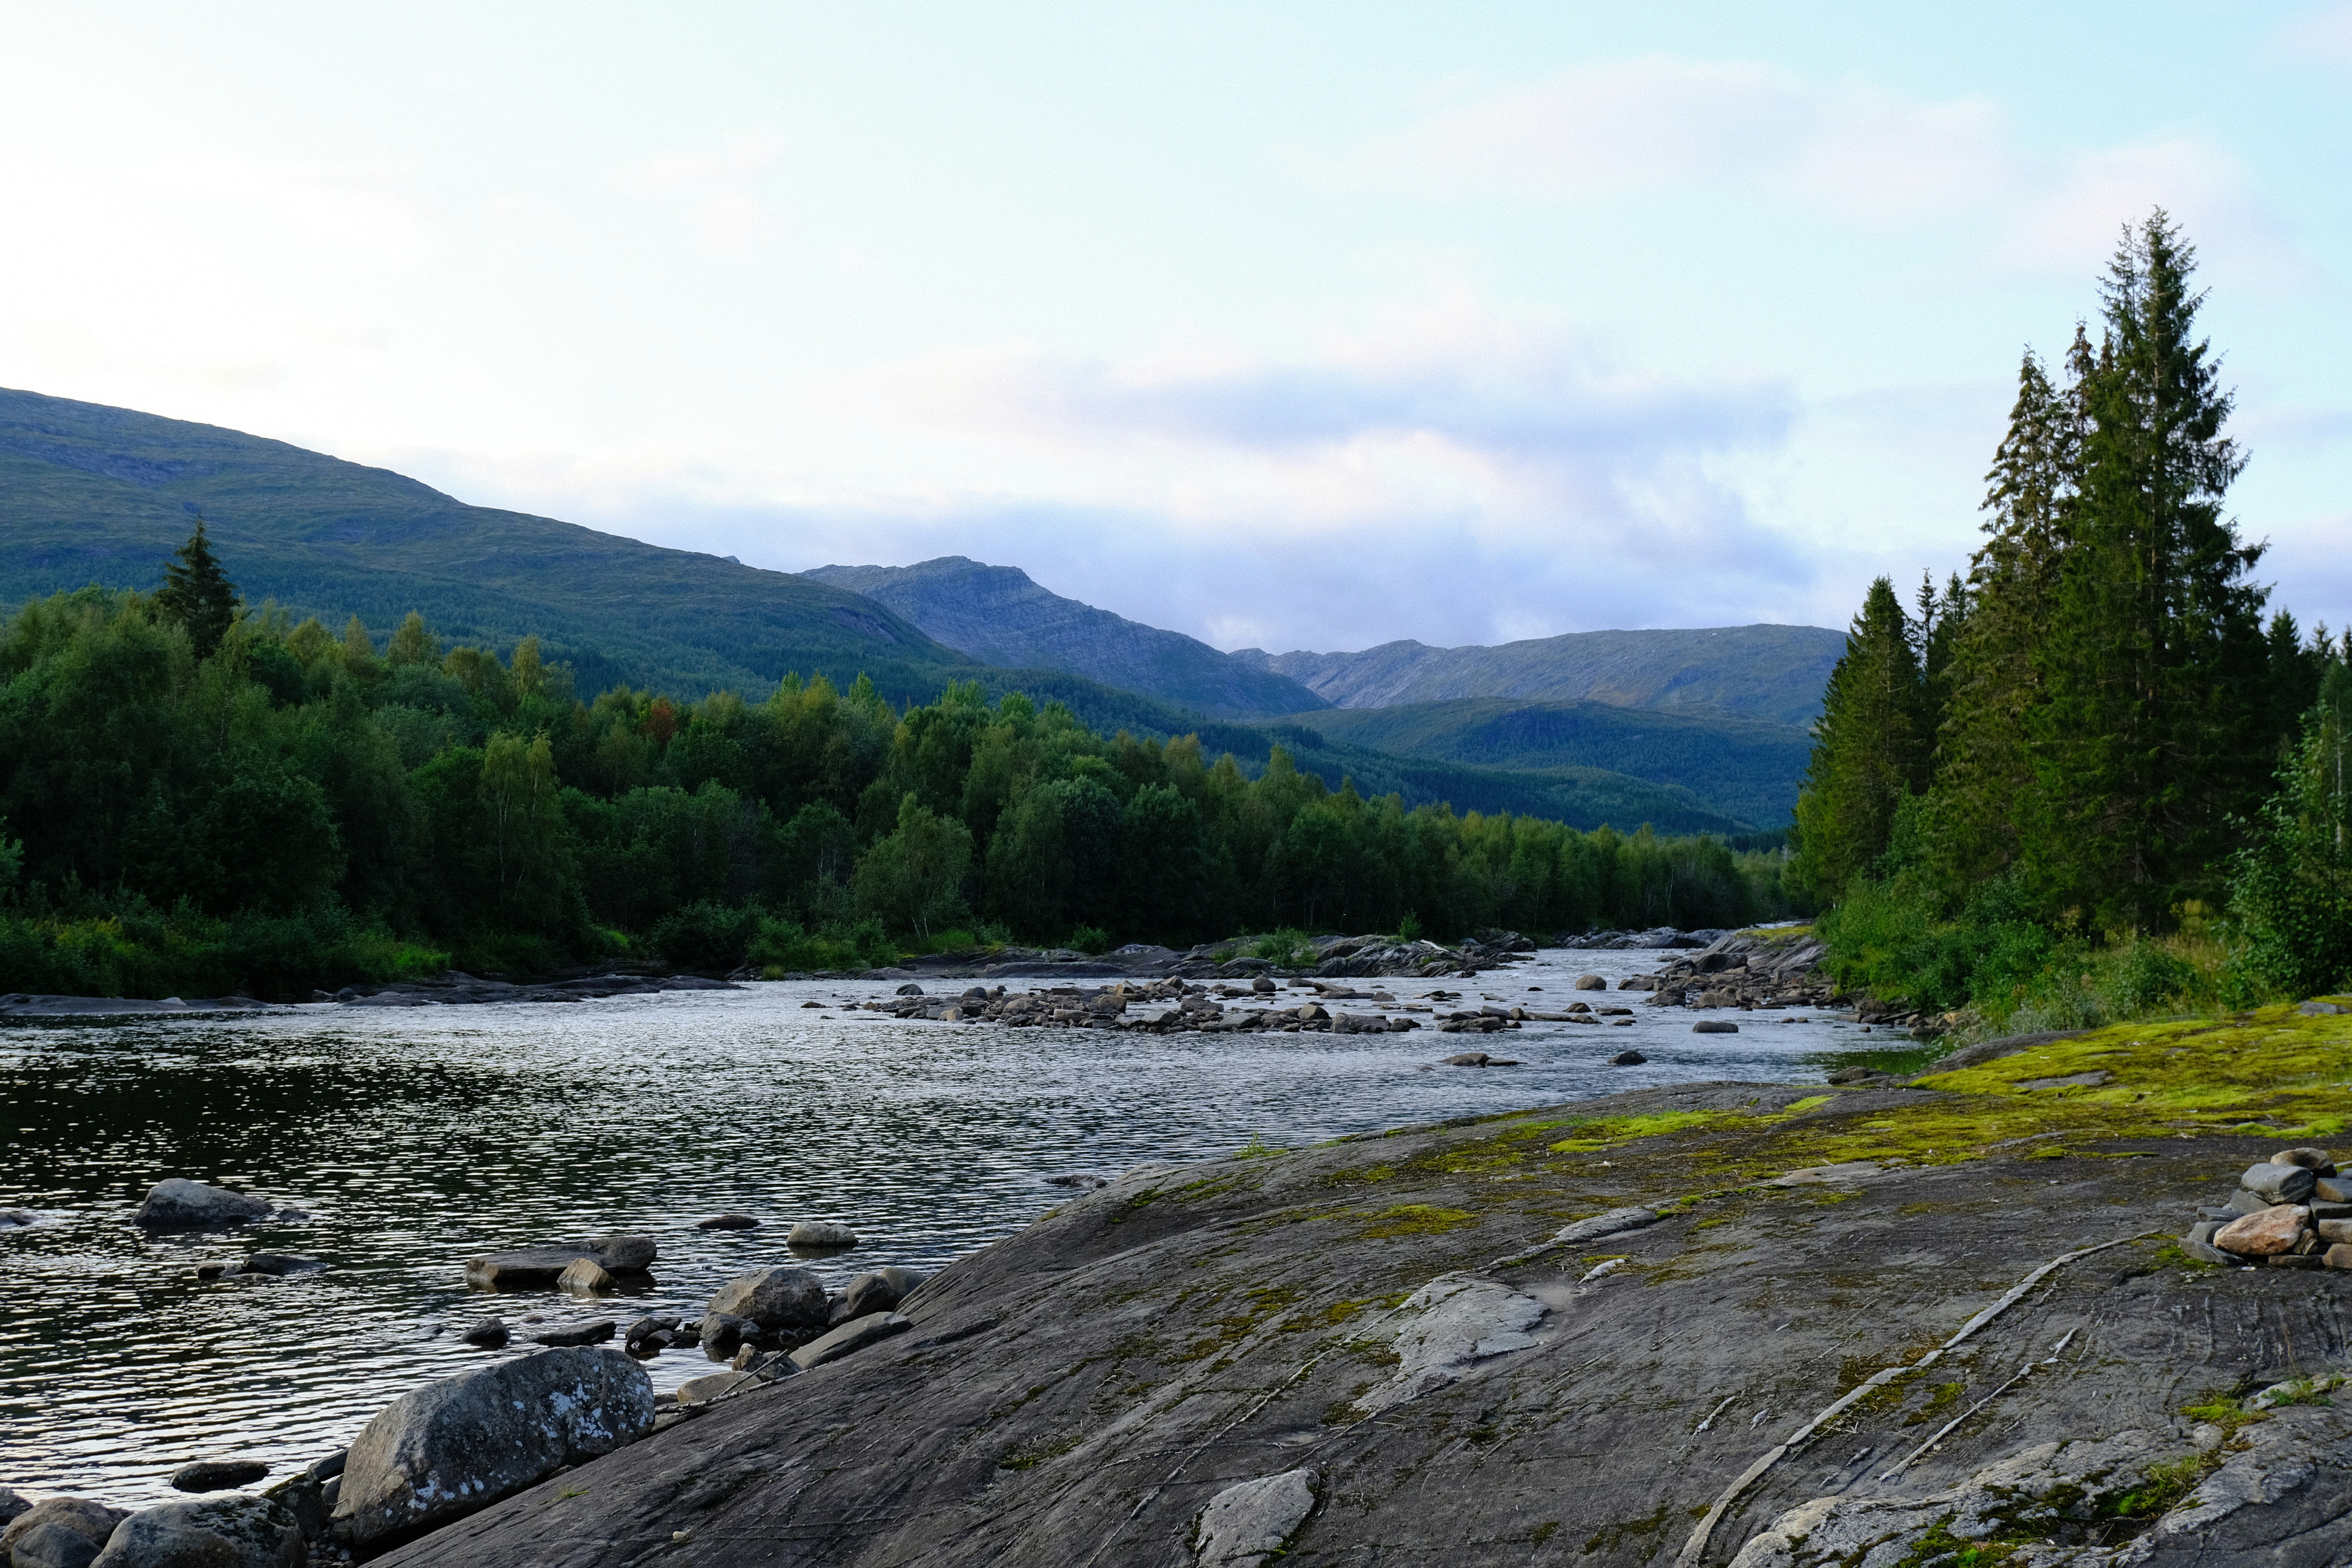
[3,2,2346,652]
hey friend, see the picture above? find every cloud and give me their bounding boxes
[614,129,788,255]
[2273,3,2352,66]
[1347,58,2314,282]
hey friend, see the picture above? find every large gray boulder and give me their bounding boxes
[330,1347,654,1553]
[705,1266,828,1330]
[132,1180,272,1230]
[1,1499,128,1568]
[89,1495,303,1567]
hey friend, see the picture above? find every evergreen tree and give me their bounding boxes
[2022,212,2266,929]
[1790,577,1929,900]
[154,518,240,658]
[387,611,438,667]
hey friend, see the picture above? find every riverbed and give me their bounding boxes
[0,946,1920,1505]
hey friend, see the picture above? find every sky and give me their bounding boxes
[3,2,2348,654]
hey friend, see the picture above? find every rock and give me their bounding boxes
[2013,1069,2112,1090]
[1195,1468,1318,1566]
[787,1311,913,1371]
[458,1318,508,1348]
[306,1452,345,1483]
[841,1265,925,1318]
[696,1214,758,1230]
[589,1233,657,1271]
[91,1494,304,1567]
[1251,977,1276,994]
[240,1253,325,1277]
[331,1346,654,1552]
[1359,1275,1545,1413]
[1609,1049,1648,1064]
[1044,1174,1107,1189]
[0,1500,127,1568]
[132,1179,273,1230]
[1442,1052,1490,1066]
[707,1266,829,1329]
[2271,1146,2338,1176]
[1545,1207,1659,1247]
[169,1458,269,1492]
[557,1257,616,1295]
[259,1471,326,1543]
[0,1486,25,1526]
[2316,1176,2352,1203]
[787,1220,859,1249]
[0,1209,37,1228]
[2182,1220,2234,1265]
[462,1246,599,1288]
[527,1318,614,1347]
[2225,1187,2270,1216]
[2241,1162,2318,1203]
[2297,998,2350,1015]
[895,983,924,996]
[1693,1020,1739,1034]
[2326,1243,2352,1270]
[1573,974,1605,991]
[2213,1204,2308,1257]
[2320,1218,2352,1244]
[676,1368,770,1405]
[698,1313,755,1357]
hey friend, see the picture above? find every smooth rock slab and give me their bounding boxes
[331,1346,654,1552]
[787,1311,912,1371]
[1196,1468,1317,1566]
[1358,1275,1545,1413]
[1545,1207,1658,1247]
[170,1458,269,1492]
[132,1179,272,1230]
[2215,1204,2309,1257]
[90,1495,303,1568]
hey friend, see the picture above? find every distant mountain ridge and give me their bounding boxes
[1232,625,1845,727]
[801,556,1327,720]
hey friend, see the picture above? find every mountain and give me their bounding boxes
[1231,624,1847,727]
[801,556,1328,721]
[0,386,985,704]
[1265,697,1815,829]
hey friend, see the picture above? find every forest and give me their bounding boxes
[0,537,1793,998]
[1792,213,2352,1032]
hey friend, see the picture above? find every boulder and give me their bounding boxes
[1695,989,1736,1009]
[787,1220,859,1250]
[169,1458,268,1492]
[91,1495,303,1567]
[557,1257,616,1295]
[0,1485,25,1526]
[589,1233,657,1272]
[787,1311,913,1371]
[462,1246,600,1288]
[696,1214,758,1230]
[2270,1146,2338,1176]
[132,1179,272,1230]
[1693,1020,1739,1034]
[1442,1052,1490,1066]
[2319,1218,2352,1244]
[841,1266,926,1319]
[2326,1244,2352,1271]
[2240,1162,2317,1203]
[1573,974,1606,990]
[698,1313,755,1357]
[527,1319,614,1347]
[331,1346,654,1553]
[1196,1468,1318,1567]
[1609,1050,1648,1065]
[239,1254,325,1277]
[0,1209,37,1228]
[458,1318,508,1348]
[707,1266,828,1329]
[2182,1220,2234,1265]
[0,1500,127,1568]
[2213,1204,2308,1257]
[2224,1188,2269,1216]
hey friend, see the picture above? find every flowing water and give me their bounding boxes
[0,947,1911,1505]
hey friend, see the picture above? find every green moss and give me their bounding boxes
[1782,1094,1836,1114]
[999,1432,1083,1470]
[1901,1380,1966,1426]
[1360,1204,1481,1239]
[1546,1110,1727,1152]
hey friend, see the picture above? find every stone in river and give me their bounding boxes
[1692,1020,1740,1034]
[529,1318,616,1347]
[170,1458,269,1492]
[707,1266,829,1329]
[590,1233,657,1271]
[1442,1052,1490,1066]
[788,1219,859,1250]
[459,1318,509,1348]
[1609,1050,1647,1065]
[91,1495,303,1568]
[557,1257,617,1295]
[1573,974,1606,990]
[842,1266,926,1319]
[240,1253,326,1276]
[696,1214,759,1230]
[0,1485,26,1526]
[331,1345,653,1553]
[0,1209,35,1228]
[132,1179,273,1230]
[2213,1204,2308,1257]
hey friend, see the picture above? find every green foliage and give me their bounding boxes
[1395,911,1423,942]
[1067,924,1111,955]
[1251,928,1317,967]
[854,793,974,940]
[749,915,895,974]
[2224,674,2352,1003]
[1789,577,1936,902]
[153,519,239,660]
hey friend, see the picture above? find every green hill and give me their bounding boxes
[1266,697,1813,828]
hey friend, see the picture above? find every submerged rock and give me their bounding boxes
[332,1346,653,1553]
[169,1458,268,1492]
[132,1179,273,1230]
[696,1214,759,1231]
[458,1318,508,1349]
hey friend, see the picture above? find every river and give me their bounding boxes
[0,947,1921,1505]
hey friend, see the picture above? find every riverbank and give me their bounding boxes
[369,998,2352,1565]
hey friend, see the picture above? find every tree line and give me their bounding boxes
[0,527,1796,997]
[1791,212,2352,1023]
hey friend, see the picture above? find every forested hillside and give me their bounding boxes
[1794,213,2352,1029]
[0,542,1794,998]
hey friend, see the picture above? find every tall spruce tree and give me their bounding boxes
[2021,212,2265,929]
[1791,577,1930,900]
[154,518,240,658]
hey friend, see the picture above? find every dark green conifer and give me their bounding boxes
[1790,577,1929,900]
[154,517,240,658]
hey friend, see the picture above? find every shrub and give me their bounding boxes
[1068,924,1111,955]
[648,900,760,973]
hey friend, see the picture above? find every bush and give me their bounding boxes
[1068,924,1111,955]
[1250,927,1316,968]
[748,914,896,974]
[647,900,760,974]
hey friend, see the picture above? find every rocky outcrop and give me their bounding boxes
[331,1347,654,1553]
[705,1266,830,1332]
[1627,929,1842,1016]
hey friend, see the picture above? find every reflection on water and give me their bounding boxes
[1,949,1887,1504]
